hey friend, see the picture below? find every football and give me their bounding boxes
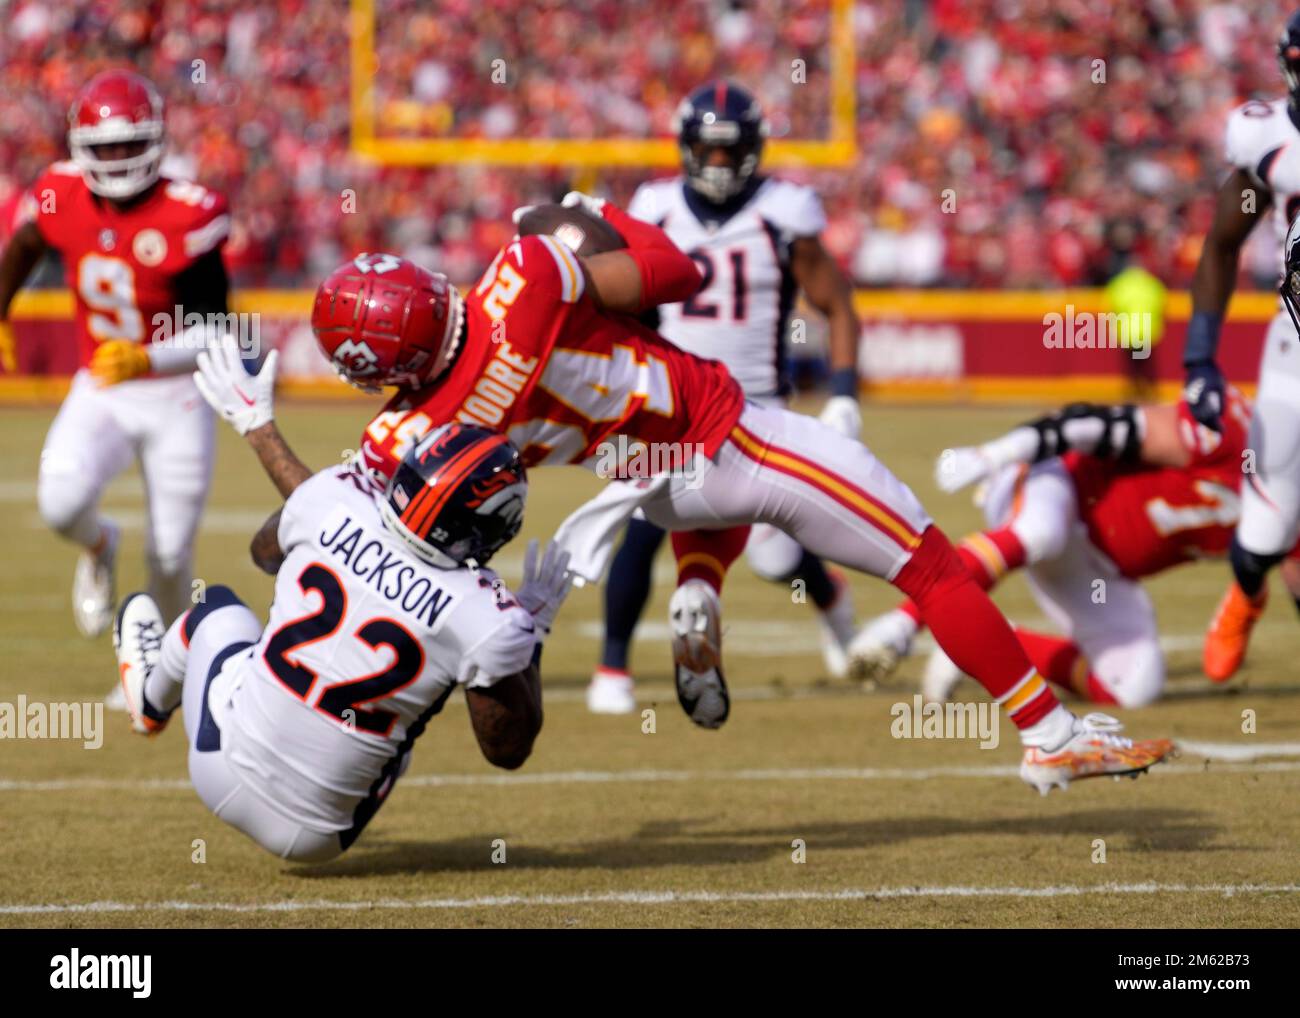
[516,202,626,256]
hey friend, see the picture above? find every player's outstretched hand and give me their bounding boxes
[561,190,607,218]
[934,446,992,494]
[516,538,574,635]
[193,335,278,436]
[819,395,862,441]
[1183,360,1225,433]
[510,203,537,225]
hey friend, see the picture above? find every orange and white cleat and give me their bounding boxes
[1203,582,1267,683]
[1020,713,1173,796]
[112,592,169,736]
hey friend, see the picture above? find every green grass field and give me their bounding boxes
[2,398,1298,928]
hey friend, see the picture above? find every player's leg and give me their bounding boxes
[1206,313,1300,679]
[37,373,134,637]
[114,585,341,862]
[644,403,1172,790]
[665,524,749,727]
[135,383,215,623]
[925,522,1165,709]
[746,525,856,679]
[588,516,667,714]
[851,461,1072,681]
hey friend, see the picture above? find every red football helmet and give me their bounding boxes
[311,253,464,391]
[68,70,165,200]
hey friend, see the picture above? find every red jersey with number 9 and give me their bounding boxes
[359,233,745,480]
[1063,391,1253,578]
[24,161,230,368]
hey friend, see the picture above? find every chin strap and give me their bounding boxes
[1028,402,1142,463]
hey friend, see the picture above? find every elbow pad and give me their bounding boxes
[1030,402,1142,462]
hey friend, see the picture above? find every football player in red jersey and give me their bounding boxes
[852,390,1299,704]
[206,193,1173,794]
[0,70,231,647]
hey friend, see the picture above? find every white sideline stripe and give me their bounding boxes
[1174,740,1300,761]
[6,758,1300,793]
[4,882,1300,916]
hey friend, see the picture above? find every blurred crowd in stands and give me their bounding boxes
[0,0,1292,289]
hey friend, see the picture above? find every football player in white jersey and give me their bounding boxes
[113,359,572,861]
[1181,11,1300,682]
[587,81,863,714]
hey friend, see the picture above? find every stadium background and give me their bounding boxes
[0,0,1293,400]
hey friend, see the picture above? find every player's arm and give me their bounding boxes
[0,222,49,372]
[249,508,286,574]
[465,662,543,770]
[462,540,572,769]
[791,234,862,437]
[936,402,1160,492]
[1184,168,1270,429]
[193,334,311,498]
[143,249,232,377]
[563,193,702,313]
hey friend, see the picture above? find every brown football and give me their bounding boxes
[516,202,626,256]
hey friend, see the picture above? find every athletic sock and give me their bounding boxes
[1230,535,1281,599]
[671,524,750,593]
[892,525,1061,738]
[145,614,189,717]
[893,526,1026,629]
[1015,628,1117,705]
[601,518,667,671]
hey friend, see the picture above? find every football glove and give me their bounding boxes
[0,321,16,373]
[515,539,574,635]
[819,395,862,440]
[194,335,278,436]
[90,340,151,386]
[561,190,607,218]
[934,446,994,494]
[1183,360,1225,433]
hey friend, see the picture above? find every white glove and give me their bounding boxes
[561,190,607,218]
[193,335,278,436]
[934,446,993,494]
[819,395,862,440]
[515,539,574,635]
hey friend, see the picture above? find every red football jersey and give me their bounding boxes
[360,233,745,480]
[1064,393,1252,578]
[25,162,230,368]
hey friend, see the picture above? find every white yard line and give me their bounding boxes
[4,882,1299,916]
[4,757,1300,794]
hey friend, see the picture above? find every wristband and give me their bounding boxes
[829,366,858,398]
[1183,311,1222,366]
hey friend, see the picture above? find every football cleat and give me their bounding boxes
[72,522,119,638]
[668,579,730,729]
[587,667,637,715]
[1203,581,1267,682]
[113,592,168,735]
[817,569,855,680]
[1019,713,1173,796]
[847,608,917,684]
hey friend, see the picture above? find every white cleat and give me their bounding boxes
[1019,713,1174,796]
[103,683,128,712]
[817,569,856,679]
[921,646,964,703]
[72,522,119,638]
[847,608,917,684]
[586,667,637,714]
[668,578,729,729]
[112,592,168,736]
